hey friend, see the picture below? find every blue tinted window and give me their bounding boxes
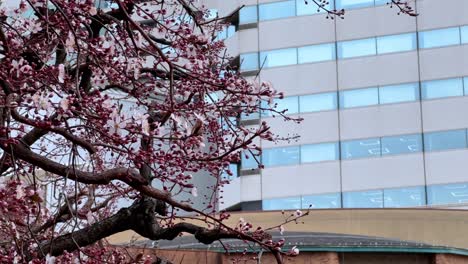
[428,183,468,205]
[262,146,300,167]
[377,33,417,54]
[343,190,384,208]
[379,83,419,104]
[419,27,461,49]
[260,48,297,68]
[464,77,468,96]
[384,186,426,207]
[341,138,381,159]
[461,26,468,44]
[263,196,301,210]
[338,38,376,59]
[240,53,259,71]
[302,193,341,209]
[262,96,299,117]
[339,88,378,108]
[241,111,260,120]
[381,134,422,155]
[421,78,464,99]
[241,151,258,169]
[336,0,374,9]
[222,164,239,180]
[301,143,339,163]
[300,92,337,112]
[424,129,467,152]
[239,5,258,24]
[374,0,388,6]
[298,43,336,64]
[296,0,333,15]
[259,0,296,21]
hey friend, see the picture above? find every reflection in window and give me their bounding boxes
[340,88,378,108]
[300,92,337,113]
[384,186,426,207]
[241,151,258,170]
[338,38,376,59]
[240,53,259,71]
[262,146,300,167]
[377,33,417,54]
[263,196,301,210]
[239,5,258,24]
[381,134,422,155]
[341,138,381,159]
[298,43,336,64]
[296,0,333,15]
[419,27,461,49]
[260,48,297,68]
[302,193,341,209]
[343,190,383,208]
[379,83,420,104]
[336,0,374,9]
[421,78,464,100]
[428,183,468,205]
[259,0,296,21]
[461,26,468,44]
[424,129,467,152]
[301,143,339,163]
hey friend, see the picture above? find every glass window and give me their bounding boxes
[379,83,419,104]
[461,26,468,44]
[301,143,339,163]
[262,146,300,167]
[377,33,417,54]
[464,77,468,96]
[374,0,388,6]
[298,43,336,64]
[421,78,464,100]
[259,0,296,21]
[222,164,239,180]
[339,87,378,108]
[424,129,467,152]
[428,183,468,205]
[338,38,376,59]
[239,5,258,24]
[241,151,259,170]
[381,134,422,155]
[384,186,426,207]
[226,25,236,38]
[343,190,384,208]
[302,193,341,209]
[300,92,337,113]
[241,111,260,120]
[336,0,374,9]
[341,138,381,159]
[296,0,334,15]
[419,27,461,49]
[240,53,259,71]
[263,196,301,210]
[262,96,299,117]
[260,48,297,68]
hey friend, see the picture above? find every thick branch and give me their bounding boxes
[40,198,241,257]
[0,140,147,185]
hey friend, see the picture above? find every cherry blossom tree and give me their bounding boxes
[0,0,415,263]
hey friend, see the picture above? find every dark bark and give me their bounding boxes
[39,198,239,258]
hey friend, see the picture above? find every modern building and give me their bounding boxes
[201,0,468,212]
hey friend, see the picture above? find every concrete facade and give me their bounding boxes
[202,0,468,212]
